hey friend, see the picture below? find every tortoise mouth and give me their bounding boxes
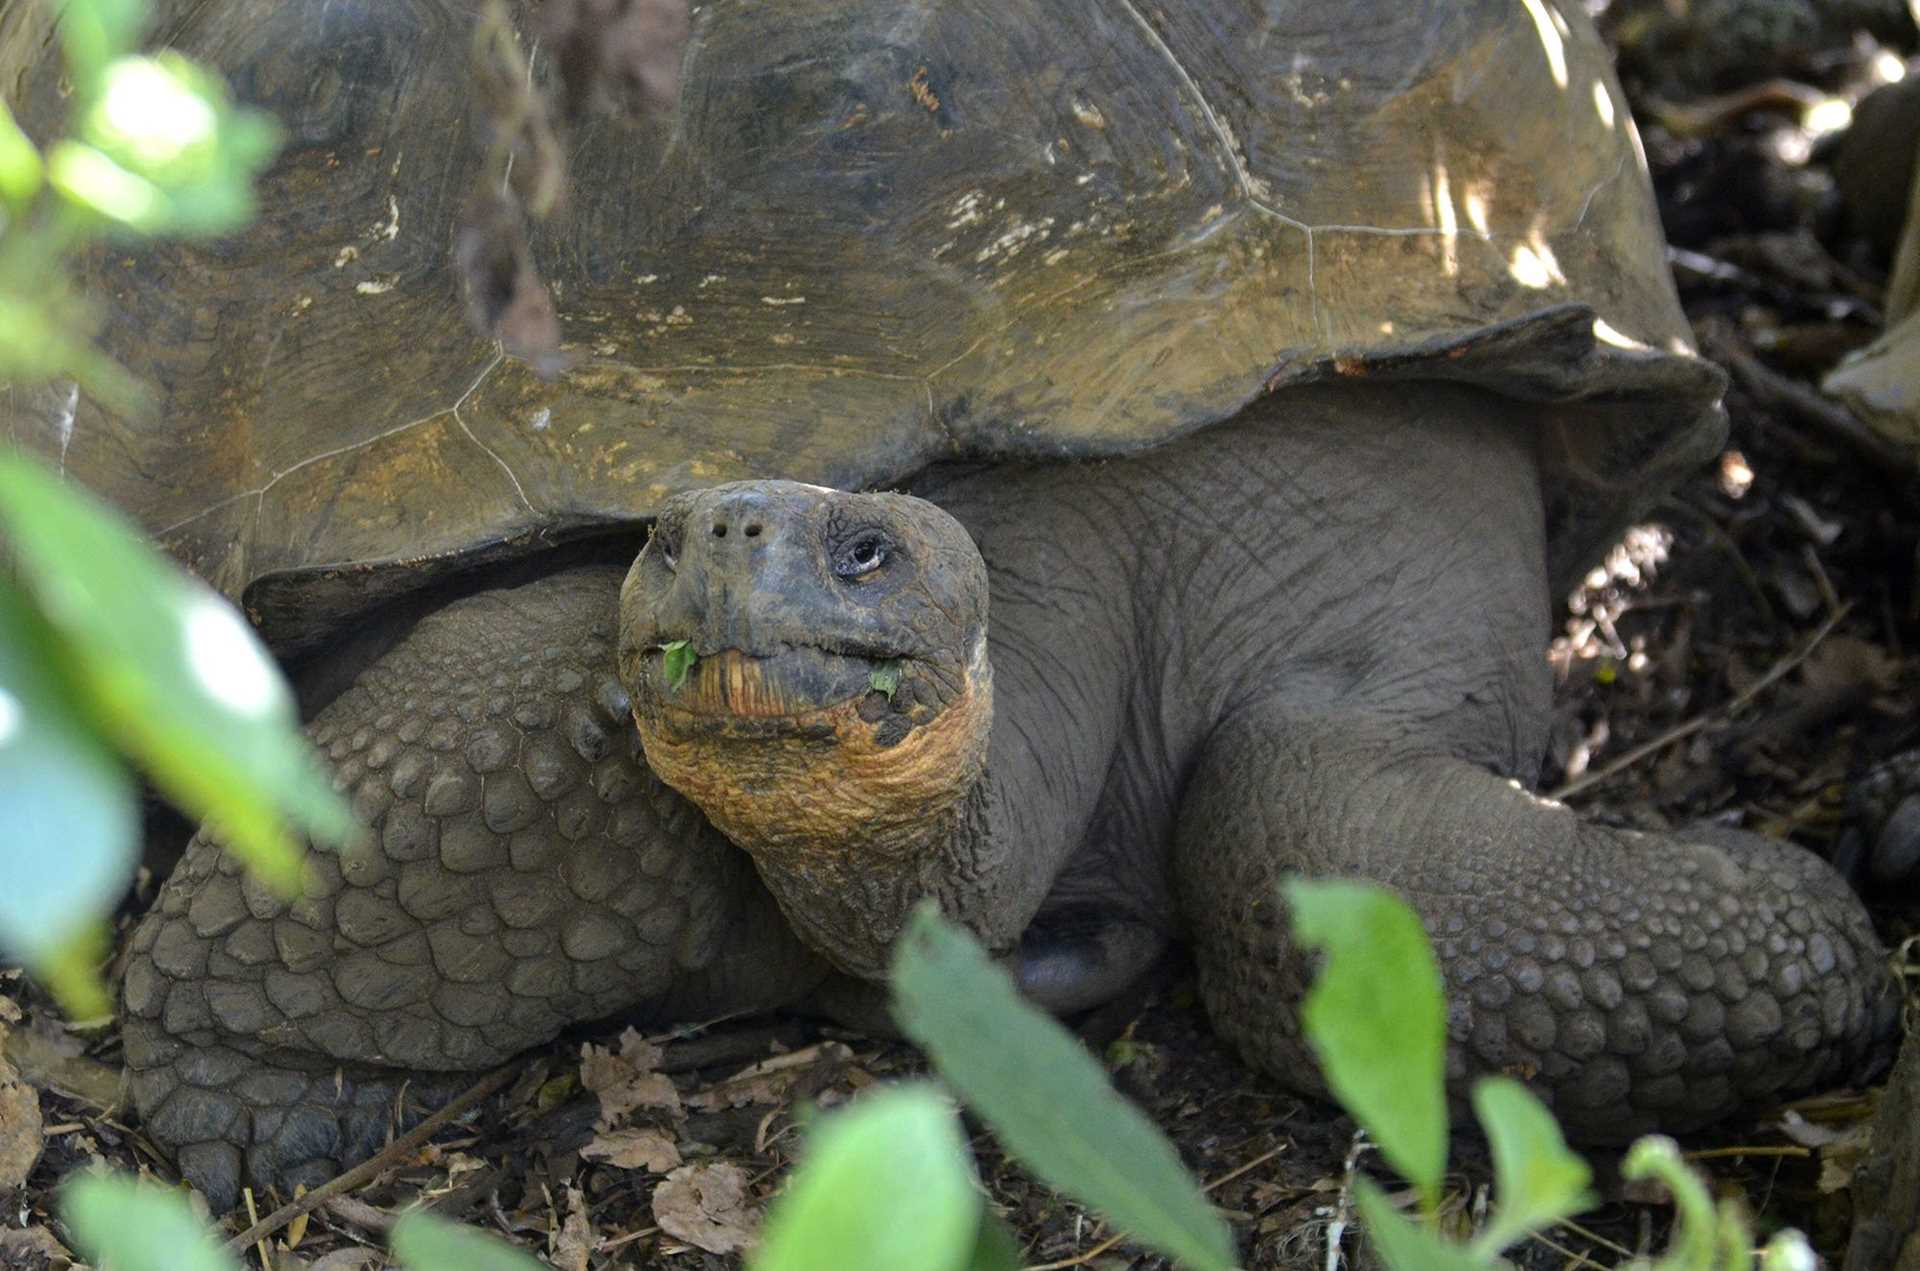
[629,645,902,730]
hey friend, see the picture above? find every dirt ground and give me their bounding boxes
[5,6,1920,1269]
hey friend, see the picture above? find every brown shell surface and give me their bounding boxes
[0,0,1725,636]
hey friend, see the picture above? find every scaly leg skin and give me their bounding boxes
[121,566,825,1209]
[1849,748,1920,886]
[1176,709,1898,1142]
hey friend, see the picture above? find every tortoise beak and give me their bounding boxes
[629,645,885,724]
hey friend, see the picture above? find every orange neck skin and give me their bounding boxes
[633,643,997,975]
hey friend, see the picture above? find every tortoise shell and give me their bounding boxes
[0,0,1724,642]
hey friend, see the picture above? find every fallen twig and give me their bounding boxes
[1705,324,1916,480]
[1550,602,1853,801]
[1644,79,1829,138]
[1542,1217,1639,1266]
[656,1020,809,1075]
[1684,1145,1811,1161]
[324,1193,399,1235]
[241,1188,269,1270]
[221,1064,517,1254]
[2,1027,124,1112]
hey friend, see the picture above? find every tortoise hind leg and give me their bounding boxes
[121,1019,466,1206]
[121,565,826,1209]
[1174,707,1897,1142]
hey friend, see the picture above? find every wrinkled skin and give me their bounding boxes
[122,382,1898,1209]
[1847,1026,1920,1271]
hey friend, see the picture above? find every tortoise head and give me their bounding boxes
[617,481,992,864]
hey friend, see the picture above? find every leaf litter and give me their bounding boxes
[4,5,1917,1268]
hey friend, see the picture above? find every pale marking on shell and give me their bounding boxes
[946,190,986,229]
[54,380,77,476]
[159,349,932,546]
[140,5,1640,553]
[373,194,401,242]
[974,216,1054,265]
[1107,0,1632,345]
[454,375,534,513]
[157,353,508,538]
[1575,147,1629,230]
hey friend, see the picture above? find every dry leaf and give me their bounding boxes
[468,0,569,218]
[581,1126,682,1173]
[0,1226,71,1264]
[542,0,692,124]
[310,1249,384,1270]
[0,1054,44,1190]
[455,192,567,378]
[617,1028,665,1069]
[1778,1107,1877,1196]
[1797,636,1899,700]
[651,1162,757,1255]
[286,1183,310,1247]
[1827,308,1920,444]
[443,1150,490,1181]
[687,1040,854,1111]
[1778,1109,1851,1149]
[580,1028,682,1127]
[549,1185,595,1271]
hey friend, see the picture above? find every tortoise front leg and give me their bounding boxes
[122,565,826,1209]
[1175,707,1897,1142]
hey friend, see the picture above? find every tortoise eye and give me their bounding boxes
[653,526,680,571]
[832,531,890,580]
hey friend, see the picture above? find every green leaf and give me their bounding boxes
[964,1210,1024,1271]
[0,582,134,1016]
[1620,1136,1720,1270]
[1353,1178,1497,1271]
[753,1084,980,1271]
[1284,879,1448,1205]
[0,288,148,413]
[891,905,1237,1271]
[0,456,356,892]
[1758,1228,1816,1271]
[55,53,281,239]
[662,640,697,690]
[390,1210,546,1270]
[56,0,148,86]
[0,100,43,211]
[1467,1078,1593,1259]
[869,661,901,700]
[60,1172,241,1271]
[47,140,165,231]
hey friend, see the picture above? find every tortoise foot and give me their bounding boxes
[125,1015,460,1213]
[1850,749,1920,886]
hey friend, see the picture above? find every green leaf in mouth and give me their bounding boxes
[660,640,697,690]
[869,660,902,700]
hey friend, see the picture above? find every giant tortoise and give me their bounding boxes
[0,0,1897,1209]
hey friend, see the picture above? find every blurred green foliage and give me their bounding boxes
[1287,879,1815,1270]
[0,0,344,1010]
[752,1083,990,1271]
[0,6,1843,1270]
[61,1172,547,1269]
[893,903,1239,1271]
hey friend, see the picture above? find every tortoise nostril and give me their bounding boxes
[744,523,763,538]
[712,524,727,538]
